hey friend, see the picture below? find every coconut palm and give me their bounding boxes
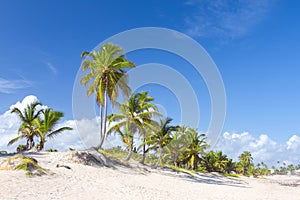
[164,126,190,167]
[144,118,178,167]
[177,128,207,170]
[80,43,135,149]
[135,91,160,164]
[107,92,159,160]
[37,108,73,151]
[237,151,253,175]
[8,101,42,149]
[201,151,233,173]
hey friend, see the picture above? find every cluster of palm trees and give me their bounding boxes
[3,42,297,177]
[271,161,300,175]
[80,43,273,176]
[8,101,72,151]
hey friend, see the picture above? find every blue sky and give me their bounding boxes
[1,0,300,157]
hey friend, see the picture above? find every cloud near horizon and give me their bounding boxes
[214,131,300,166]
[1,95,299,167]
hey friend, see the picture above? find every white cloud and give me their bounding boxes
[215,131,300,167]
[184,0,273,38]
[0,78,32,94]
[46,62,58,75]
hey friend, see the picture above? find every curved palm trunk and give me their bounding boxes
[39,139,45,151]
[125,136,133,161]
[126,125,135,161]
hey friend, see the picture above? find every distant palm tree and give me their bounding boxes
[144,118,178,167]
[37,108,73,151]
[8,101,42,149]
[201,151,232,173]
[107,92,159,160]
[80,43,135,149]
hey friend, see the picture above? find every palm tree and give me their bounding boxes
[107,92,159,160]
[8,101,42,149]
[183,128,207,170]
[80,43,135,149]
[238,151,253,175]
[164,126,190,167]
[37,108,73,151]
[144,118,178,167]
[135,91,160,164]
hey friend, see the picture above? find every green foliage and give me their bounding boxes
[46,148,58,152]
[107,91,160,161]
[1,154,46,176]
[16,144,27,152]
[237,151,253,176]
[224,173,240,178]
[174,128,207,170]
[201,151,235,174]
[37,108,72,151]
[100,147,158,166]
[8,101,41,149]
[271,162,296,175]
[144,118,178,166]
[80,43,136,149]
[8,100,71,152]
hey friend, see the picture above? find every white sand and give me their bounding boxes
[0,151,299,200]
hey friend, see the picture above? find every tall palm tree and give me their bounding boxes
[8,101,42,149]
[178,128,207,170]
[80,43,135,149]
[37,108,73,151]
[107,92,159,160]
[145,118,178,167]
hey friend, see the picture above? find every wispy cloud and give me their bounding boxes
[0,78,32,94]
[46,62,58,75]
[184,0,273,38]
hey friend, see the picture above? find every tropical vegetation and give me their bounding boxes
[80,43,135,149]
[2,42,299,179]
[7,101,72,151]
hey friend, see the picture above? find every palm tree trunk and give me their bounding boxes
[98,84,108,150]
[97,103,103,149]
[193,155,198,170]
[126,150,132,161]
[126,127,135,161]
[126,139,133,161]
[26,139,30,150]
[156,145,163,167]
[140,137,146,164]
[98,108,105,149]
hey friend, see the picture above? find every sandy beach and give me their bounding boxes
[0,151,299,200]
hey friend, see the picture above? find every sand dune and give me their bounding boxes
[0,150,299,200]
